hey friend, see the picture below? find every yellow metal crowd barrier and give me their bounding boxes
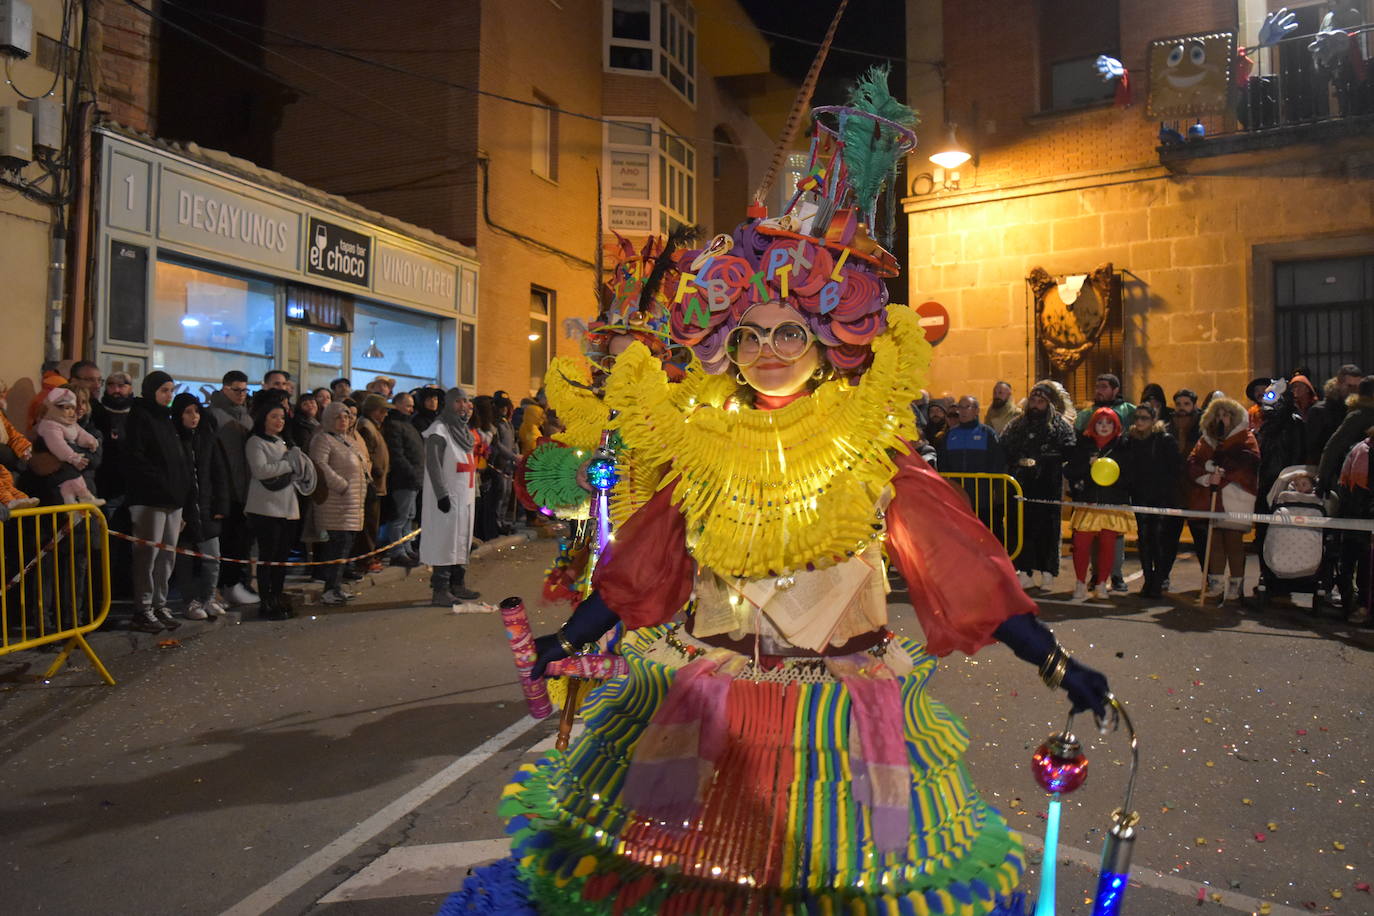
[939,472,1025,561]
[0,503,114,685]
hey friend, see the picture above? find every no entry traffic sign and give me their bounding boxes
[915,300,950,345]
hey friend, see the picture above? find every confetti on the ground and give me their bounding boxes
[1255,833,1266,842]
[1332,841,1345,851]
[1242,798,1253,805]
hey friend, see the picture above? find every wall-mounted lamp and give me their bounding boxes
[928,123,973,170]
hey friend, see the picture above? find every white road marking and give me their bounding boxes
[526,722,584,754]
[219,714,543,916]
[317,839,512,903]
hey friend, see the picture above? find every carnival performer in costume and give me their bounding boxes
[421,388,481,605]
[447,70,1112,916]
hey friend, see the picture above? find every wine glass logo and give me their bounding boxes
[311,223,328,267]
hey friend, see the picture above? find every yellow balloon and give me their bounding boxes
[1090,456,1121,487]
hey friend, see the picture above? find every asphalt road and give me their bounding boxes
[1,536,1371,916]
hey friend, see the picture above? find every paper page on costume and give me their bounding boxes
[760,551,882,652]
[690,573,753,638]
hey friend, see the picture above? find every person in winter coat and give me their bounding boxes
[355,394,391,573]
[1188,397,1261,603]
[1317,376,1374,494]
[171,393,230,620]
[382,394,425,566]
[922,400,950,449]
[1335,434,1374,625]
[1305,365,1362,464]
[1065,407,1132,601]
[982,381,1023,436]
[245,400,313,620]
[420,388,481,605]
[491,393,518,534]
[122,371,193,633]
[412,386,444,434]
[33,387,103,506]
[1074,373,1135,432]
[1138,383,1169,425]
[1119,404,1183,598]
[999,380,1075,590]
[471,395,503,543]
[311,402,369,606]
[90,372,133,506]
[209,370,258,607]
[291,391,322,449]
[938,395,1008,541]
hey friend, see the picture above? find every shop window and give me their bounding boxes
[1275,255,1374,383]
[605,0,696,105]
[152,257,276,387]
[351,301,443,394]
[603,118,696,236]
[1039,0,1119,111]
[530,286,553,395]
[532,92,559,181]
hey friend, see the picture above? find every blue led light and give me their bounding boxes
[1091,872,1128,915]
[587,457,618,491]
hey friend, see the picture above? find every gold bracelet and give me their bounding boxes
[1039,644,1071,690]
[556,631,580,656]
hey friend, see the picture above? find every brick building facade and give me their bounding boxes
[263,0,778,397]
[904,0,1374,407]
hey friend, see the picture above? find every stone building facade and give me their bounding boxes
[904,0,1374,407]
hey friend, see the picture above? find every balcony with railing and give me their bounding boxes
[1157,23,1374,164]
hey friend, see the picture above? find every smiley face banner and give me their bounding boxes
[1146,31,1236,117]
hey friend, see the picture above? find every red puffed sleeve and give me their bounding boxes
[886,446,1037,657]
[591,479,695,629]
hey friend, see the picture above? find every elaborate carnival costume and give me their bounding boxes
[447,71,1112,916]
[523,231,697,605]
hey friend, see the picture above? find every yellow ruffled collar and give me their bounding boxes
[605,306,931,580]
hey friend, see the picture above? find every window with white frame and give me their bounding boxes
[606,0,696,105]
[531,92,558,180]
[604,119,696,236]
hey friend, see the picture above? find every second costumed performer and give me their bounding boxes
[448,74,1112,916]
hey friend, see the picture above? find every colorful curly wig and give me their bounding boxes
[663,66,915,378]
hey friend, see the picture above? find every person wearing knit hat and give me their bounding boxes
[1065,406,1133,600]
[418,387,480,605]
[999,380,1076,590]
[122,370,193,633]
[33,387,104,507]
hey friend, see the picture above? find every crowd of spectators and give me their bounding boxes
[0,362,554,636]
[913,365,1373,622]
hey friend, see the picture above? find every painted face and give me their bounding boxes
[1148,32,1233,116]
[733,301,821,397]
[1093,417,1116,437]
[156,381,176,406]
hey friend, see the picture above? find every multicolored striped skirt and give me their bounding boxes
[444,628,1025,915]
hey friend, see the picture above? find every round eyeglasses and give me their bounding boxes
[726,321,815,367]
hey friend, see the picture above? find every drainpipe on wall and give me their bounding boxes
[65,101,96,361]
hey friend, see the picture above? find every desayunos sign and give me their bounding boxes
[159,169,299,271]
[306,217,372,287]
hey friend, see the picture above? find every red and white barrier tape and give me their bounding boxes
[108,527,423,567]
[1015,496,1374,532]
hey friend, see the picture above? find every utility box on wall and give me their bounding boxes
[0,105,34,167]
[0,0,33,59]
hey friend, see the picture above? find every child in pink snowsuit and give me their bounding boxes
[34,388,104,506]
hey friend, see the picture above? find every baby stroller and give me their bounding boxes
[1256,465,1325,608]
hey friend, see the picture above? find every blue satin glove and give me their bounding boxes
[994,613,1111,718]
[530,592,620,679]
